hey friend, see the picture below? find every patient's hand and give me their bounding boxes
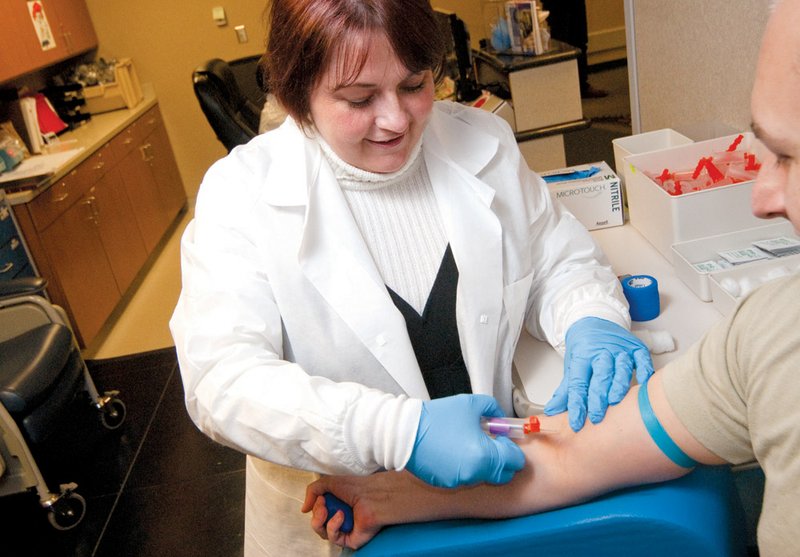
[302,471,414,549]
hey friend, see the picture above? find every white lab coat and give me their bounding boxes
[170,101,629,555]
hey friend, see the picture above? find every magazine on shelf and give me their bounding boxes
[505,1,544,55]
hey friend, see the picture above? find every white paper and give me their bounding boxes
[27,1,56,51]
[0,148,84,184]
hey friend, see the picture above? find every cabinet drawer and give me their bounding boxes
[29,165,90,231]
[137,105,163,138]
[0,203,16,241]
[0,236,31,281]
[29,144,120,231]
[113,122,142,158]
[86,141,119,179]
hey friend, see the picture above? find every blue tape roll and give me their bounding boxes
[622,274,660,321]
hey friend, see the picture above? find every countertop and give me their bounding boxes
[513,222,724,409]
[4,83,158,206]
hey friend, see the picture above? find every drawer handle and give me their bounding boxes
[51,184,69,203]
[82,196,100,225]
[0,262,13,274]
[140,143,155,162]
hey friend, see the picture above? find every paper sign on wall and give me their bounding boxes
[28,1,56,51]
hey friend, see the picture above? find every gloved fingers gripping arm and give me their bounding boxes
[544,317,655,431]
[405,394,526,488]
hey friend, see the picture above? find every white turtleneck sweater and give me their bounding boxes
[318,138,448,314]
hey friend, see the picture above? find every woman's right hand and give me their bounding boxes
[405,394,525,488]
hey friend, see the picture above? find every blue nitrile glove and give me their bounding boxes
[544,317,654,432]
[405,394,526,488]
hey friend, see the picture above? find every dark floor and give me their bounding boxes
[0,64,632,557]
[0,348,246,557]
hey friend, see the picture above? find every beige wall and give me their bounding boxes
[85,0,271,198]
[586,0,626,64]
[83,0,625,198]
[629,0,769,136]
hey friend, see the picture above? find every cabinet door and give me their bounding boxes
[2,0,97,83]
[8,0,71,71]
[39,191,120,345]
[117,143,170,253]
[147,121,187,222]
[92,169,149,293]
[0,6,29,84]
[48,0,98,55]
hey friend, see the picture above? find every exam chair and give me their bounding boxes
[354,466,748,557]
[0,278,126,530]
[192,57,262,152]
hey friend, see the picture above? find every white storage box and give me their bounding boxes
[709,254,800,316]
[612,129,694,187]
[542,161,624,231]
[626,132,768,259]
[672,220,797,302]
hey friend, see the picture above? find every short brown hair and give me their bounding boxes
[263,0,446,129]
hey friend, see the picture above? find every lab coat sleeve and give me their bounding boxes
[169,153,421,476]
[506,128,630,352]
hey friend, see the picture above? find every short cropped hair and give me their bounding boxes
[262,0,446,130]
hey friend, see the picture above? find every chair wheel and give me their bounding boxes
[100,397,127,430]
[47,491,86,531]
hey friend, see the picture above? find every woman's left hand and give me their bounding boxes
[544,317,654,431]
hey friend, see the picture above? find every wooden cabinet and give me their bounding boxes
[47,0,99,57]
[146,117,186,226]
[118,107,186,253]
[38,185,121,344]
[92,169,149,294]
[0,7,30,83]
[0,0,98,85]
[12,103,186,346]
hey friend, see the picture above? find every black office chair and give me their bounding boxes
[192,57,263,152]
[0,278,126,530]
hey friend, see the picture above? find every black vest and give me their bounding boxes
[387,245,472,399]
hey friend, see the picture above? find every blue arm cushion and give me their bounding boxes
[354,466,747,557]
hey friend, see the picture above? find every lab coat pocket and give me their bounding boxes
[503,272,534,342]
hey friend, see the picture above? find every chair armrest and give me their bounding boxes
[0,277,47,300]
[354,466,747,557]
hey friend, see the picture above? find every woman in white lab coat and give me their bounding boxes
[170,0,653,554]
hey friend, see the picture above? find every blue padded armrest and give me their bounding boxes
[354,466,747,557]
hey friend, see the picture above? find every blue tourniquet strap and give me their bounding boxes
[638,379,698,468]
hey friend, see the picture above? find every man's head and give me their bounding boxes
[750,0,800,229]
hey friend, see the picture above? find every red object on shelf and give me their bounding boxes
[34,93,67,135]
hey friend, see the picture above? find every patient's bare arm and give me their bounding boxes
[302,373,724,550]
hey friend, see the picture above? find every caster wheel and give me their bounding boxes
[100,397,127,430]
[47,492,86,531]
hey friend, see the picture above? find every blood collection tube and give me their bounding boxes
[480,416,554,439]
